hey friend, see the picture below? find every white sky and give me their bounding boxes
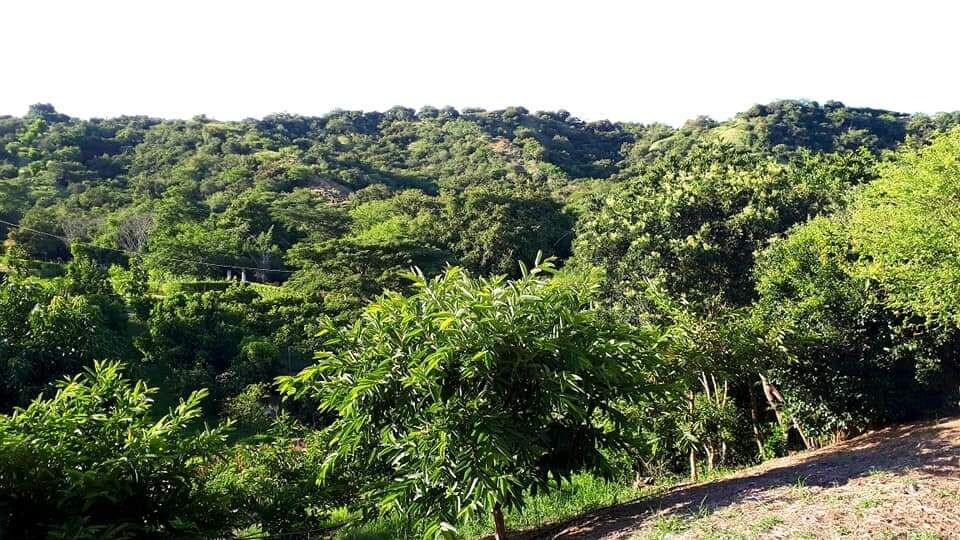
[2,0,958,126]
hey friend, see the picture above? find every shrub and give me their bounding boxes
[0,362,231,538]
[280,258,664,537]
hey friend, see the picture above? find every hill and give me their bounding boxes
[5,100,960,538]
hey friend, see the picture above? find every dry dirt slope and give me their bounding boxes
[538,417,960,539]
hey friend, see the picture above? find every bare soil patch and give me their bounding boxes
[533,416,960,539]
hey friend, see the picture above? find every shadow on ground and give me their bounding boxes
[523,416,960,539]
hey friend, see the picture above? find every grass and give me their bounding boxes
[460,473,644,538]
[337,473,645,539]
[645,515,688,539]
[786,474,816,502]
[698,524,748,540]
[907,532,941,540]
[866,467,895,480]
[936,488,960,501]
[751,514,783,532]
[338,519,410,540]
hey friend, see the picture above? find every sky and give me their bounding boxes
[2,0,959,126]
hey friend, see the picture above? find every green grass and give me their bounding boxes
[338,468,741,539]
[645,515,689,539]
[462,474,643,538]
[337,473,645,539]
[907,532,941,540]
[698,525,748,540]
[751,514,783,532]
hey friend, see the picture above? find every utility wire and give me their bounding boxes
[0,217,296,274]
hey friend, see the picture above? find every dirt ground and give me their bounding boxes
[534,417,960,539]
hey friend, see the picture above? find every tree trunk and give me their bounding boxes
[493,504,508,540]
[758,373,785,426]
[748,384,766,458]
[688,389,698,482]
[793,418,815,450]
[760,373,815,450]
[689,447,698,482]
[705,446,715,472]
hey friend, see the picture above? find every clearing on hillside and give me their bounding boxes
[534,417,960,539]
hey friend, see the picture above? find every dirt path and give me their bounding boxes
[537,417,960,539]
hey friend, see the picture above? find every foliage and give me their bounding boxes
[222,383,274,432]
[438,187,573,277]
[754,215,960,441]
[0,361,231,538]
[573,144,876,306]
[279,258,664,536]
[0,282,122,407]
[2,100,960,537]
[846,129,960,326]
[205,423,352,535]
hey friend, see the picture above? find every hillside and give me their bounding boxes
[544,417,960,539]
[5,101,960,538]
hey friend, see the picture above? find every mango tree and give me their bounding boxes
[279,258,665,538]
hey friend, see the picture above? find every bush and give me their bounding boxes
[223,383,273,432]
[0,361,232,538]
[160,280,233,295]
[279,258,664,536]
[205,429,352,535]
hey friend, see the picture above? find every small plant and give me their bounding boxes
[907,532,941,540]
[699,523,748,540]
[866,467,894,479]
[785,474,816,503]
[647,514,688,539]
[936,488,960,501]
[752,515,783,532]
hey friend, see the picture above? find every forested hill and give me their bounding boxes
[5,97,960,538]
[2,99,958,289]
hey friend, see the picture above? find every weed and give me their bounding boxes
[936,488,960,501]
[697,522,747,540]
[456,473,642,538]
[751,514,784,532]
[907,532,941,540]
[866,467,894,479]
[645,515,688,539]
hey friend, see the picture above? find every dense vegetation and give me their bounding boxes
[1,99,960,538]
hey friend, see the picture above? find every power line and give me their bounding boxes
[0,217,296,274]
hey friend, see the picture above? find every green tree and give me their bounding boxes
[846,129,960,326]
[0,283,122,408]
[573,144,874,307]
[754,216,960,444]
[440,187,574,277]
[0,361,231,538]
[279,258,663,538]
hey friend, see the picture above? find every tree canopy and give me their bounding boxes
[279,259,664,536]
[2,101,960,538]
